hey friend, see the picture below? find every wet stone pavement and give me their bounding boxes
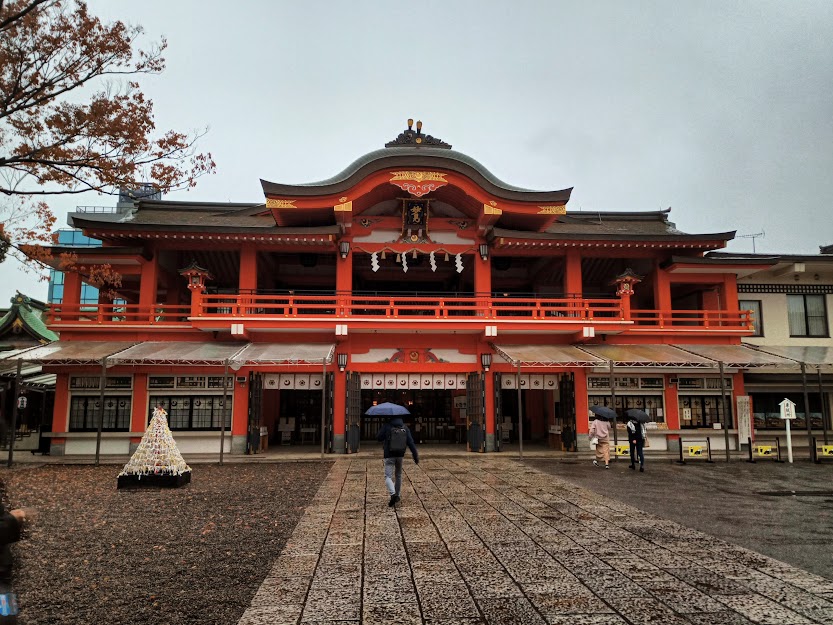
[237,458,833,625]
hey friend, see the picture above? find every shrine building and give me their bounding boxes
[13,120,790,456]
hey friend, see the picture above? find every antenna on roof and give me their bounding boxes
[737,230,765,253]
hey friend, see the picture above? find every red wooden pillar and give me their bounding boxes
[563,250,582,296]
[239,247,257,291]
[139,256,159,318]
[574,369,589,435]
[664,375,681,429]
[49,374,70,454]
[653,265,672,325]
[475,249,491,297]
[336,242,353,315]
[131,373,149,445]
[63,271,82,320]
[232,376,249,437]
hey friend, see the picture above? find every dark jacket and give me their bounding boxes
[627,419,645,444]
[0,504,22,586]
[376,417,419,461]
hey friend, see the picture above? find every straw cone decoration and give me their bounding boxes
[117,406,192,488]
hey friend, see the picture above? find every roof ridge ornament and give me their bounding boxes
[385,119,452,149]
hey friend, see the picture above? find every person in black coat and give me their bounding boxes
[376,416,419,507]
[0,480,35,624]
[627,417,646,472]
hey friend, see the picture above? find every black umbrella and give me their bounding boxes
[626,409,650,423]
[590,406,617,421]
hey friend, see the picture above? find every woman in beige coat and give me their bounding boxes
[589,414,611,469]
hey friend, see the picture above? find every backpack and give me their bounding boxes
[388,425,408,453]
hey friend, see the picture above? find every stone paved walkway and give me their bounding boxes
[238,458,833,625]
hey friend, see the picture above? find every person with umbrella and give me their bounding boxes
[370,402,419,507]
[589,406,615,469]
[626,409,649,472]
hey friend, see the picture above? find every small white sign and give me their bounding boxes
[779,398,796,420]
[737,396,752,442]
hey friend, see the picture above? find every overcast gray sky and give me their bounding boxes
[3,0,832,304]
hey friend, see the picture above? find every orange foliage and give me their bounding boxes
[0,0,216,286]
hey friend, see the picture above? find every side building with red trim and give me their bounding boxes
[16,122,780,456]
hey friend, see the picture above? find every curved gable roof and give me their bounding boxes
[261,147,572,204]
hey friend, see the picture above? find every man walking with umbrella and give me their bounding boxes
[371,403,419,507]
[589,406,615,469]
[626,409,649,472]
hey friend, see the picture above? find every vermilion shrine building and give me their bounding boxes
[20,122,786,456]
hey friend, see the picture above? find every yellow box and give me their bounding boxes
[687,446,703,457]
[755,446,774,456]
[821,446,833,457]
[614,444,630,457]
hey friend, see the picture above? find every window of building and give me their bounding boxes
[750,392,823,429]
[739,299,763,336]
[679,395,731,429]
[150,395,231,430]
[787,294,828,337]
[589,394,664,424]
[69,396,132,431]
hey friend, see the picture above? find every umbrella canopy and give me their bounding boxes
[365,402,411,416]
[626,409,650,423]
[590,406,617,421]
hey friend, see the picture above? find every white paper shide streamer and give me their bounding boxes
[118,406,191,479]
[455,253,464,273]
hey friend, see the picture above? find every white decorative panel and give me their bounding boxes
[280,374,295,389]
[433,374,445,389]
[372,374,385,389]
[264,374,280,389]
[409,374,421,389]
[502,375,515,389]
[530,375,544,390]
[384,374,397,389]
[544,375,559,390]
[361,375,373,389]
[310,375,324,389]
[397,374,409,389]
[445,374,458,388]
[457,374,467,388]
[294,375,310,390]
[421,374,433,389]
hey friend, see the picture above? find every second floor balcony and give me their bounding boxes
[46,291,754,338]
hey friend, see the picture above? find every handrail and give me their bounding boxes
[46,295,753,331]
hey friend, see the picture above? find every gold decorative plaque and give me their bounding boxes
[483,203,503,215]
[538,205,567,214]
[390,171,448,183]
[266,198,296,209]
[389,171,448,197]
[334,201,353,212]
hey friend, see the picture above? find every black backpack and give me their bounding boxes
[388,424,408,453]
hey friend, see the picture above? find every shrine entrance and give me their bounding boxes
[360,388,466,445]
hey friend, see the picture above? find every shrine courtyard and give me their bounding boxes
[4,456,833,624]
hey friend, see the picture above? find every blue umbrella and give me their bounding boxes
[590,405,617,421]
[365,402,411,416]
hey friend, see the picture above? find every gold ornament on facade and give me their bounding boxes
[266,198,297,209]
[334,201,353,212]
[390,171,447,183]
[483,203,503,215]
[538,205,567,215]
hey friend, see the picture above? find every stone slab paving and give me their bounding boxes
[238,458,833,625]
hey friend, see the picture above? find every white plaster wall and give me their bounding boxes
[66,438,130,455]
[742,292,833,347]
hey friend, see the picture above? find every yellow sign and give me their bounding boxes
[821,446,833,457]
[754,446,774,456]
[614,444,629,457]
[687,445,703,457]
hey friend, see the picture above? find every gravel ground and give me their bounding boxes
[1,462,331,625]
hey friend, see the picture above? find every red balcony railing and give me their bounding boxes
[46,295,754,333]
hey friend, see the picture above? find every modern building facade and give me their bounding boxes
[9,122,804,456]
